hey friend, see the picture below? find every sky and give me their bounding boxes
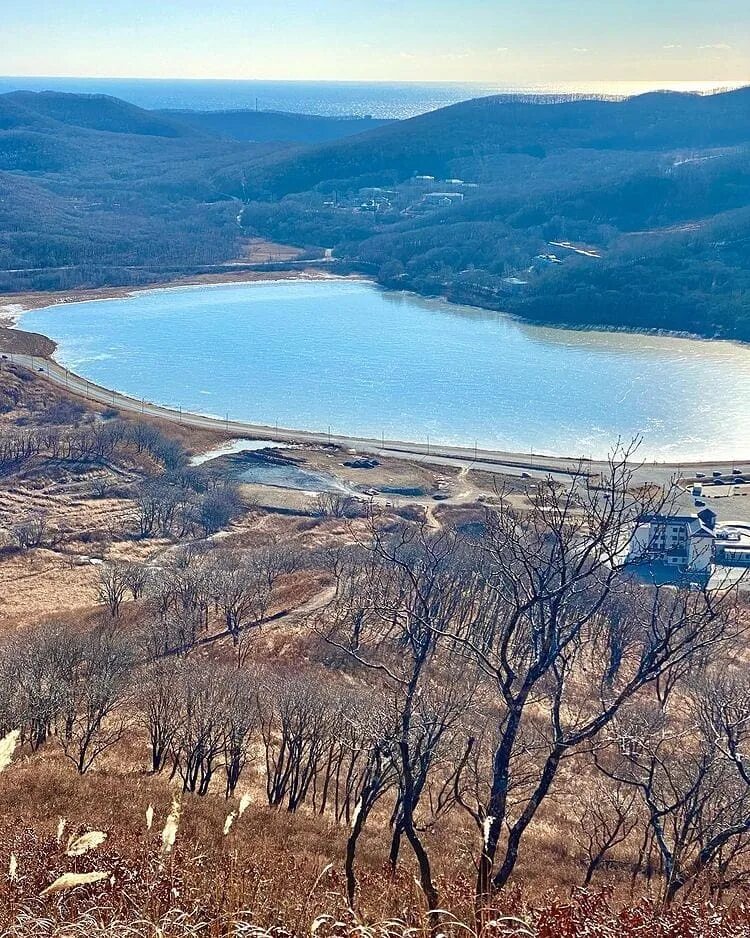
[3,0,749,83]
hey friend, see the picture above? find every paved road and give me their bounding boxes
[4,352,748,486]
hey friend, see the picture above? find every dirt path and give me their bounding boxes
[169,584,337,654]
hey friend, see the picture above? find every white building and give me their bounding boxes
[422,191,464,206]
[500,276,529,293]
[628,509,717,573]
[533,253,563,267]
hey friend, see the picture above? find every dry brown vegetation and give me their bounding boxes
[1,366,750,936]
[0,330,55,357]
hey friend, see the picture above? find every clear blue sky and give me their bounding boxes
[4,0,749,82]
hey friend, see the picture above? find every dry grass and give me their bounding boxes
[0,747,746,936]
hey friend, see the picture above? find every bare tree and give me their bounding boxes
[12,512,62,551]
[171,660,227,795]
[0,621,84,749]
[344,722,399,909]
[257,670,336,812]
[98,562,130,618]
[122,562,150,601]
[596,672,750,902]
[211,546,298,659]
[322,519,480,917]
[222,669,259,798]
[59,622,134,773]
[423,448,739,910]
[198,484,244,536]
[573,772,640,885]
[142,550,212,655]
[313,492,363,519]
[140,660,183,773]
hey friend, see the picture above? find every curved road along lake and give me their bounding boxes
[21,279,750,462]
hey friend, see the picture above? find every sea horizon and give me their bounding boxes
[1,75,747,118]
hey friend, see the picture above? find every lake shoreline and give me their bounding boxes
[2,265,745,352]
[0,267,363,327]
[4,351,749,480]
[3,274,750,473]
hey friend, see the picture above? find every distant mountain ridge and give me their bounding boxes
[0,90,190,137]
[0,90,393,145]
[232,87,750,198]
[157,108,393,144]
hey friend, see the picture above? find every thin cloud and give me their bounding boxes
[573,47,590,54]
[699,43,732,50]
[663,44,682,50]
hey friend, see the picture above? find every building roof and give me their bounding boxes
[638,513,716,539]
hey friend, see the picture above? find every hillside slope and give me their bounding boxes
[234,88,750,340]
[231,88,750,197]
[161,108,392,144]
[0,92,283,289]
[2,90,190,137]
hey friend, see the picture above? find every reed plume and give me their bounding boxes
[161,796,181,854]
[40,870,109,897]
[0,728,20,774]
[66,831,108,857]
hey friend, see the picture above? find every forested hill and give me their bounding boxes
[0,90,399,293]
[233,88,750,342]
[157,108,392,144]
[0,91,268,288]
[0,90,190,137]
[231,88,750,198]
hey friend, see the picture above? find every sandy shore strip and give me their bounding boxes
[0,268,361,326]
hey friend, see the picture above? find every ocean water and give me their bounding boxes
[21,280,750,461]
[0,77,745,119]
